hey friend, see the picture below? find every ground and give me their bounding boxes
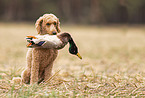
[0,23,145,97]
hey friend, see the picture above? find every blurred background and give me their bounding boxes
[0,0,145,24]
[1,1,145,97]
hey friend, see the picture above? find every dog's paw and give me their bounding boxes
[11,77,22,84]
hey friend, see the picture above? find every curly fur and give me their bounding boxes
[21,14,61,84]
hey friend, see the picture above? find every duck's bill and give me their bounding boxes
[76,53,82,59]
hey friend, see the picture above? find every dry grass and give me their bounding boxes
[0,23,145,97]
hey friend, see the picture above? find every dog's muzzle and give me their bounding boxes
[52,31,57,35]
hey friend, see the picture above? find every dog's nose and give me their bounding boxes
[52,31,57,35]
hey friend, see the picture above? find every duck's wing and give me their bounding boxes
[41,35,64,49]
[42,32,71,49]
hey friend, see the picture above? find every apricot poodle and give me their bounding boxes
[21,14,61,84]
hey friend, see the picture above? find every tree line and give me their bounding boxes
[0,0,145,24]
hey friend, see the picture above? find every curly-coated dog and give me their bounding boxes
[21,14,61,84]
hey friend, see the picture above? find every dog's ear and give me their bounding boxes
[35,16,43,34]
[56,19,61,33]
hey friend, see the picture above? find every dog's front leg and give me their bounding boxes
[43,63,53,82]
[30,50,40,84]
[30,63,39,84]
[30,61,39,84]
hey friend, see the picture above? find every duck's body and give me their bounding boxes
[27,34,65,49]
[26,32,82,59]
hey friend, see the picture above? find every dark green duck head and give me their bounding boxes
[68,38,82,59]
[60,33,82,59]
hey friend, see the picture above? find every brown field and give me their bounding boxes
[0,23,145,97]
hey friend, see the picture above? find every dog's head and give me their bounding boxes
[35,14,61,35]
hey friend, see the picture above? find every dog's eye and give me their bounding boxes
[54,22,57,25]
[46,23,50,26]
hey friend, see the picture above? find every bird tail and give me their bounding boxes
[26,36,45,48]
[26,36,36,47]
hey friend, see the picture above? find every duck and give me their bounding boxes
[26,32,82,59]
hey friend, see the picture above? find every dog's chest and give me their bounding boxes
[33,48,58,66]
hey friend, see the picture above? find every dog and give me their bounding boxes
[21,14,61,84]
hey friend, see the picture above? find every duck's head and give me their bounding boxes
[69,39,82,59]
[58,32,82,59]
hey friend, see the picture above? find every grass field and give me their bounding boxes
[0,23,145,97]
